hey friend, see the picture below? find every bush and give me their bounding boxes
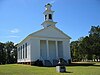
[34,59,43,66]
[68,59,71,64]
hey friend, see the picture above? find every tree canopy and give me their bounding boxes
[0,41,17,64]
[71,25,100,62]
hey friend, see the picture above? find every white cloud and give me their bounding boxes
[9,35,20,38]
[14,43,18,45]
[10,28,19,33]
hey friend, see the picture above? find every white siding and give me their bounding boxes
[58,41,63,58]
[30,38,40,61]
[63,39,71,60]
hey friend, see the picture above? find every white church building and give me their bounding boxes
[17,3,71,66]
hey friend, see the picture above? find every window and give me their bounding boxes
[49,14,52,19]
[25,43,27,58]
[21,46,22,59]
[45,15,47,20]
[23,45,24,59]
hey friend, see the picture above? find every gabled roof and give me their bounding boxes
[29,26,71,39]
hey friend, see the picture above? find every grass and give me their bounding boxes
[0,62,100,75]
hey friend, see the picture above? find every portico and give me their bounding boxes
[40,40,63,61]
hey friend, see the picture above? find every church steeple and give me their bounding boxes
[41,3,57,28]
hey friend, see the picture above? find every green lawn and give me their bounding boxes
[0,62,100,75]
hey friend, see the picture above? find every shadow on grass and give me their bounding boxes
[67,62,100,67]
[60,71,73,73]
[31,62,100,67]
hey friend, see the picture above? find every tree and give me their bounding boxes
[4,41,17,64]
[0,41,17,64]
[79,36,93,60]
[71,26,100,62]
[89,25,100,61]
[0,42,6,64]
[11,44,17,63]
[70,41,81,61]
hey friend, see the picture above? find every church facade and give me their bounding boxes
[17,3,71,66]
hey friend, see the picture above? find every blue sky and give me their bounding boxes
[0,0,100,43]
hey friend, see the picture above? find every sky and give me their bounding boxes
[0,0,100,43]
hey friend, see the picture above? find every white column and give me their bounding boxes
[56,41,58,59]
[46,40,49,59]
[19,47,21,59]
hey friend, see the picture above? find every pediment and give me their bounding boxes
[30,26,71,39]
